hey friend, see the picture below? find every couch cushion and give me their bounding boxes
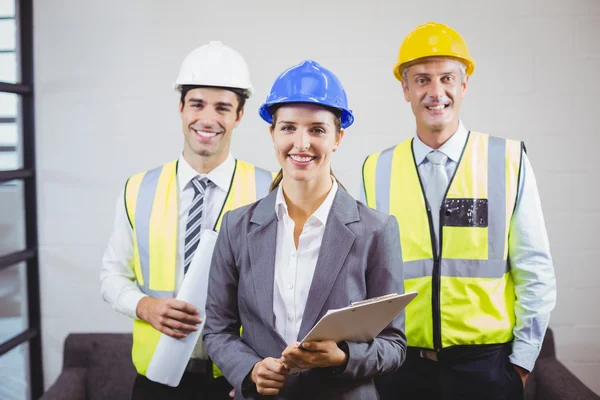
[86,336,137,400]
[41,367,87,400]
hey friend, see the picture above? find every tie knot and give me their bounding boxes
[427,151,448,166]
[191,177,210,195]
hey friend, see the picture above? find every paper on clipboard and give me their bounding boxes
[300,291,418,345]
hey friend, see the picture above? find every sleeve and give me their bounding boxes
[203,211,263,392]
[100,187,147,319]
[508,153,557,372]
[341,215,407,378]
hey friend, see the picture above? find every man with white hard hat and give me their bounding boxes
[101,41,273,399]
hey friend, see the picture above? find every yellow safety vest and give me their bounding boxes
[362,132,523,350]
[124,159,274,376]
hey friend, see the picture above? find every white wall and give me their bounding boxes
[33,0,600,394]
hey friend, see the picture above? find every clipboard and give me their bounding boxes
[299,291,418,345]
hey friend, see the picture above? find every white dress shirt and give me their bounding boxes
[273,179,338,345]
[411,121,556,372]
[100,153,236,359]
[412,121,470,193]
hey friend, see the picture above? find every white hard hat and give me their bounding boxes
[173,41,253,97]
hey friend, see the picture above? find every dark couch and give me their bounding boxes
[40,333,137,400]
[41,329,599,399]
[523,329,599,400]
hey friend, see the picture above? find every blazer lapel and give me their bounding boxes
[297,189,359,340]
[247,191,280,336]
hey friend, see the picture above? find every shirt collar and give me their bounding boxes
[275,177,338,226]
[177,152,236,192]
[413,120,469,166]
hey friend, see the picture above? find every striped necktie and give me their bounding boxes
[184,177,210,274]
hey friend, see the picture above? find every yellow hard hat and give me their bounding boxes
[393,21,475,81]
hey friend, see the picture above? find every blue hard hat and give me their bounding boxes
[259,60,354,128]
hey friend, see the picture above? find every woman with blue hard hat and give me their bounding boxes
[204,60,407,399]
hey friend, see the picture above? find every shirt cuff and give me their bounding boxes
[119,290,148,320]
[509,338,541,372]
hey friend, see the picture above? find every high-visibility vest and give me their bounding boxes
[124,159,274,375]
[362,132,523,350]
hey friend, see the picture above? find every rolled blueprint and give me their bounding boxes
[146,229,218,386]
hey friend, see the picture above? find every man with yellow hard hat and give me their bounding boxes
[361,22,556,400]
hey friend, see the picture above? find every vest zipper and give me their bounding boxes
[411,132,470,352]
[434,207,444,351]
[426,205,442,352]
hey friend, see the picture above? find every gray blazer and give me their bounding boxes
[204,188,406,399]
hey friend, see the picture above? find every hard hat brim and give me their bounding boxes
[259,100,354,129]
[174,81,254,98]
[393,56,475,82]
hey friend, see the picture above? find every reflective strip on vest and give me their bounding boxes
[403,258,509,280]
[362,132,523,349]
[255,167,275,201]
[124,159,273,376]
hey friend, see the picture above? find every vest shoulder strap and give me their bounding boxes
[124,161,177,229]
[362,139,412,209]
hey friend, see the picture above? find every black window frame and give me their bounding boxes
[0,0,44,398]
